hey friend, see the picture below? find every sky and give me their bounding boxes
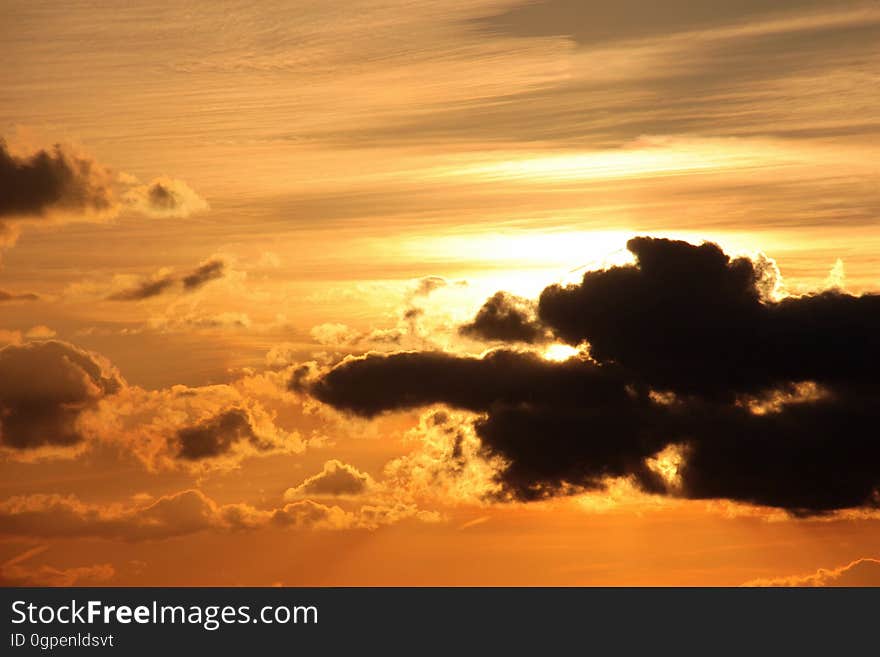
[1,0,879,586]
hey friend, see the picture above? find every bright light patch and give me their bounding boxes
[542,344,579,362]
[646,444,687,489]
[446,138,794,184]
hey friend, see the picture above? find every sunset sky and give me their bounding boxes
[1,0,880,586]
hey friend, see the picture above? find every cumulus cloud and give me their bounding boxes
[174,408,274,460]
[744,558,880,587]
[459,291,548,343]
[0,139,114,222]
[124,178,208,219]
[0,489,250,541]
[0,338,300,472]
[302,236,880,515]
[83,375,304,473]
[108,258,226,301]
[537,237,879,396]
[382,409,506,504]
[0,488,436,541]
[284,460,375,499]
[0,138,205,246]
[0,341,122,452]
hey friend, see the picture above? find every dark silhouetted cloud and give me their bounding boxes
[538,237,880,396]
[108,259,226,301]
[173,408,270,460]
[108,275,176,301]
[302,237,880,514]
[0,341,122,450]
[0,139,114,220]
[181,259,225,290]
[459,291,547,343]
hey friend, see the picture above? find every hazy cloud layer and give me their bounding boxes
[0,289,39,302]
[304,237,880,514]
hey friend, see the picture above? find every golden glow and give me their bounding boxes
[542,344,580,362]
[3,0,880,587]
[447,140,785,183]
[646,444,687,489]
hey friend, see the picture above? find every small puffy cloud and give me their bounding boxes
[310,323,361,347]
[0,337,301,472]
[265,343,302,369]
[124,177,208,219]
[744,558,880,587]
[382,409,506,504]
[284,460,375,500]
[0,139,114,222]
[459,291,548,344]
[270,499,359,530]
[0,340,122,452]
[24,325,56,339]
[413,276,448,297]
[86,380,304,473]
[0,138,205,247]
[174,408,274,461]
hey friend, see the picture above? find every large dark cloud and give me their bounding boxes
[0,341,122,449]
[0,139,113,219]
[303,237,880,514]
[538,237,880,396]
[309,350,628,417]
[459,292,547,344]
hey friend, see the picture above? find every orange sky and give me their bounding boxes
[1,0,879,586]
